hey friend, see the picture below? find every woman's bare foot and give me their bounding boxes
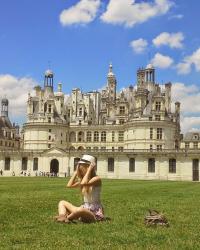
[56,215,67,222]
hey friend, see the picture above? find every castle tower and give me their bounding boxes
[145,64,155,83]
[137,68,145,87]
[107,63,116,102]
[1,98,9,117]
[44,69,54,95]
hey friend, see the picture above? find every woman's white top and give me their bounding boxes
[83,185,101,204]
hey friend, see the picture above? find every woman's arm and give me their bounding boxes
[66,169,80,188]
[84,176,101,186]
[80,164,93,185]
[80,163,101,186]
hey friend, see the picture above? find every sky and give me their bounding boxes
[0,0,200,133]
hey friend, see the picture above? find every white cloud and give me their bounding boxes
[171,82,200,132]
[151,53,174,68]
[176,62,191,75]
[0,74,38,123]
[181,116,200,133]
[100,0,173,27]
[130,38,148,53]
[153,32,184,48]
[177,48,200,74]
[168,14,183,20]
[59,0,101,26]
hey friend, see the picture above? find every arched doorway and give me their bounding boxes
[50,159,59,175]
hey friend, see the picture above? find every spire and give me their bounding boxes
[108,62,115,77]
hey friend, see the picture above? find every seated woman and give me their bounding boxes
[55,154,104,223]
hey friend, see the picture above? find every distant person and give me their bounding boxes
[54,154,104,223]
[12,171,15,176]
[0,169,3,176]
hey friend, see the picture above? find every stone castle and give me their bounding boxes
[0,64,199,181]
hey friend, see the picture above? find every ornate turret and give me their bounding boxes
[44,69,54,90]
[1,98,9,117]
[107,63,117,102]
[145,64,155,83]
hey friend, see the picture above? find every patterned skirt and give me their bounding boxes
[81,202,104,221]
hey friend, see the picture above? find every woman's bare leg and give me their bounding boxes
[58,200,78,216]
[67,207,96,223]
[56,200,96,223]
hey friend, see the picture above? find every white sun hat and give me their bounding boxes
[78,154,96,164]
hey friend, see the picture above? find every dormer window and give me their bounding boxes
[119,106,125,115]
[193,134,199,140]
[155,101,161,111]
[79,108,83,116]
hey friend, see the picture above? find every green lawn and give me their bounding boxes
[0,178,200,250]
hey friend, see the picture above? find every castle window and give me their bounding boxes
[78,131,84,142]
[4,157,10,171]
[119,119,125,124]
[33,158,38,171]
[150,128,153,139]
[48,144,51,148]
[118,131,124,142]
[79,108,83,116]
[48,105,52,113]
[93,147,98,151]
[185,142,189,149]
[193,134,199,140]
[48,117,51,123]
[148,158,155,173]
[68,109,70,118]
[155,115,161,121]
[101,147,106,151]
[155,102,161,111]
[49,129,51,133]
[157,128,162,139]
[48,136,51,140]
[108,158,114,172]
[86,131,92,142]
[86,147,91,151]
[150,145,153,151]
[169,159,176,173]
[193,142,198,149]
[112,131,115,142]
[129,158,135,172]
[119,106,125,115]
[112,147,115,151]
[22,157,28,171]
[156,145,162,151]
[118,147,123,152]
[94,131,99,142]
[101,131,106,142]
[79,120,82,125]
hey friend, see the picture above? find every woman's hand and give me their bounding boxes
[88,162,95,171]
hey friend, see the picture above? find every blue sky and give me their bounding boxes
[0,0,200,132]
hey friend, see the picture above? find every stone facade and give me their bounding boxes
[0,64,200,181]
[0,98,20,150]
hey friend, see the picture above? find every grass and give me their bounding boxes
[0,178,200,250]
